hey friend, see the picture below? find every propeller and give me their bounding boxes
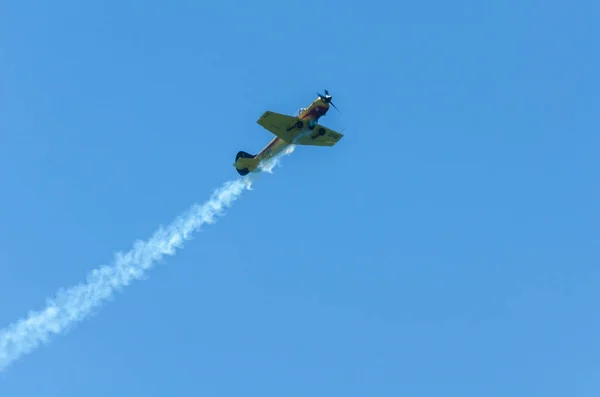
[317,89,340,112]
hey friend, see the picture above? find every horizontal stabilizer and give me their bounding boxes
[233,150,259,176]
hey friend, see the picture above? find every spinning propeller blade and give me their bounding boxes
[317,89,340,112]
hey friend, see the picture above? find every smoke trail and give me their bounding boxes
[0,148,294,372]
[259,144,295,173]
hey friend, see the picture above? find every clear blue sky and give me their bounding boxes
[1,0,599,395]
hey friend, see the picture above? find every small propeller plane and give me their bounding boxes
[233,89,344,175]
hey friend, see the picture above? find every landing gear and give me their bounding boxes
[311,128,326,140]
[287,120,304,132]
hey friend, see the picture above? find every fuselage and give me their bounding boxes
[255,97,330,163]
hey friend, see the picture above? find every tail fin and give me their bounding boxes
[233,151,259,176]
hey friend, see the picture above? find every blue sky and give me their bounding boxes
[1,0,599,395]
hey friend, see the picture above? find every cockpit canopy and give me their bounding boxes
[295,107,307,116]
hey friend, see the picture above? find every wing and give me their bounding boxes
[294,124,344,146]
[256,111,300,142]
[256,111,344,146]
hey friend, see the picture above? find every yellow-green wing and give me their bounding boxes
[256,111,301,142]
[257,111,344,146]
[294,124,344,146]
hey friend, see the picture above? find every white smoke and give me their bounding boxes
[0,149,293,373]
[258,144,296,173]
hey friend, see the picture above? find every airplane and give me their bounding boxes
[233,89,344,176]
